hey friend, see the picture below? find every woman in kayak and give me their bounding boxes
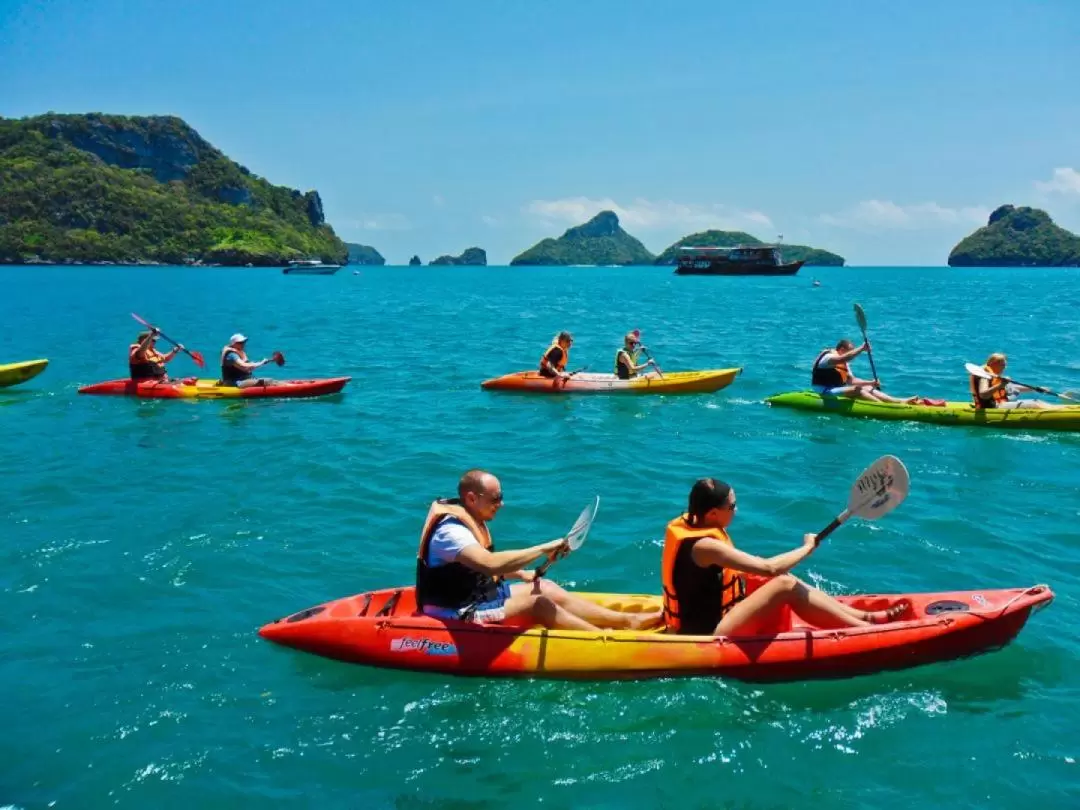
[418,469,662,631]
[129,328,183,381]
[661,478,909,636]
[812,339,918,403]
[220,334,277,388]
[538,331,573,380]
[970,353,1053,410]
[614,331,656,380]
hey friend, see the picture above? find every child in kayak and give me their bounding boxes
[661,478,909,636]
[538,332,573,380]
[128,328,183,381]
[812,339,918,403]
[970,353,1054,410]
[614,330,656,380]
[418,469,662,631]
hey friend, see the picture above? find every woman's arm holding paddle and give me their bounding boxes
[691,534,818,578]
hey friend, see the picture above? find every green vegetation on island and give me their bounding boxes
[0,113,347,266]
[654,230,845,266]
[430,247,487,266]
[346,242,385,265]
[948,205,1080,267]
[510,211,655,266]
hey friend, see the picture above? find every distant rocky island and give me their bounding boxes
[345,242,385,265]
[408,255,422,266]
[0,113,347,266]
[430,247,486,266]
[510,211,844,267]
[948,205,1080,267]
[510,211,655,265]
[654,230,844,266]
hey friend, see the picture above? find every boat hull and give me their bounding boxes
[77,377,350,399]
[766,391,1080,431]
[259,583,1052,682]
[675,260,804,276]
[0,359,48,388]
[283,266,340,275]
[481,368,741,394]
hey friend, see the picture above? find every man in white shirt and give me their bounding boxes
[416,469,662,631]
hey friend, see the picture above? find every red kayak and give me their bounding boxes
[259,582,1052,682]
[78,376,350,399]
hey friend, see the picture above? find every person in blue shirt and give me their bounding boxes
[219,334,277,388]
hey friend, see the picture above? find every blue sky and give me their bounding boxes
[3,0,1079,265]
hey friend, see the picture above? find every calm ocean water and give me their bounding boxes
[1,264,1078,808]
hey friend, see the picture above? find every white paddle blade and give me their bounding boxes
[965,362,992,380]
[566,495,599,551]
[848,455,909,520]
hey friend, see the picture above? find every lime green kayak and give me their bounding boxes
[765,391,1080,431]
[0,359,48,389]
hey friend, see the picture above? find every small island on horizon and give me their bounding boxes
[948,205,1080,267]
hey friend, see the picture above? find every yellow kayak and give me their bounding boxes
[481,368,742,394]
[0,359,49,389]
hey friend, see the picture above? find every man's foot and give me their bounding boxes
[865,599,911,624]
[902,395,919,404]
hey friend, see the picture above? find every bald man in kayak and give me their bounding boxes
[417,470,662,631]
[812,339,917,403]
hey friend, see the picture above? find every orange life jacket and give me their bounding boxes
[415,500,500,611]
[970,366,1008,409]
[128,344,168,380]
[661,515,746,634]
[540,342,568,372]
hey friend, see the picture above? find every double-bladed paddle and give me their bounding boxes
[965,362,1079,403]
[853,303,878,384]
[131,313,206,368]
[639,346,664,379]
[814,455,910,545]
[535,495,599,578]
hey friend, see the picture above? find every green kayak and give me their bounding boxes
[765,391,1080,431]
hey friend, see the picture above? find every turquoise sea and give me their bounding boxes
[2,264,1079,808]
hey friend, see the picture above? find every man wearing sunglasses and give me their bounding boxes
[417,469,661,631]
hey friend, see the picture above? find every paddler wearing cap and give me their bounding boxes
[220,333,275,388]
[129,328,182,381]
[614,330,656,380]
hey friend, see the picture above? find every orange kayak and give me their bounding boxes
[481,368,741,394]
[259,582,1052,682]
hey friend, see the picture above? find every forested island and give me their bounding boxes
[0,113,347,266]
[948,205,1080,267]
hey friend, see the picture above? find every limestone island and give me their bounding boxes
[510,211,654,266]
[430,247,486,266]
[346,243,385,265]
[0,113,347,266]
[655,231,844,266]
[408,255,422,266]
[948,205,1080,267]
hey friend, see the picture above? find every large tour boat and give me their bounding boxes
[674,244,803,276]
[282,259,342,275]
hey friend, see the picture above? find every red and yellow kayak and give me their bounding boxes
[78,376,350,399]
[481,368,741,394]
[259,581,1051,682]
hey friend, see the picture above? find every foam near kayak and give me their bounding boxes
[0,358,49,388]
[766,391,1080,431]
[78,376,350,399]
[259,582,1051,682]
[481,367,741,394]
